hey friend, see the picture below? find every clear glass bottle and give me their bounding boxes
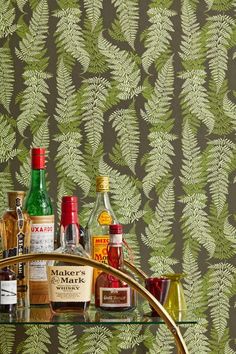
[24,147,54,305]
[85,176,118,288]
[95,224,136,311]
[47,196,93,313]
[0,250,17,314]
[1,191,31,308]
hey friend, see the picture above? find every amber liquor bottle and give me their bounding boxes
[95,224,136,311]
[85,176,118,289]
[24,148,54,305]
[1,191,31,308]
[47,196,93,313]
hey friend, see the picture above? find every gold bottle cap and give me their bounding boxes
[7,191,26,210]
[96,176,109,192]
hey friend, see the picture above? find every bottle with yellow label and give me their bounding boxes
[85,176,118,288]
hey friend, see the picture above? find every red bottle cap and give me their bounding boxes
[61,196,78,226]
[31,147,46,169]
[109,224,123,234]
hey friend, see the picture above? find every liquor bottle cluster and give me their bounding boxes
[0,147,136,315]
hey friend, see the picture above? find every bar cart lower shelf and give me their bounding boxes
[0,253,198,354]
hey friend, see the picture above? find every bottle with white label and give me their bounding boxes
[0,250,17,313]
[95,224,136,311]
[24,147,54,305]
[47,196,93,313]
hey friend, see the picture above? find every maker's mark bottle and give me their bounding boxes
[24,148,54,305]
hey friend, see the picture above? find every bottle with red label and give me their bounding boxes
[85,176,118,289]
[47,196,93,313]
[95,224,136,311]
[24,147,54,305]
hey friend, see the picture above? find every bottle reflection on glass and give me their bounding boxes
[0,250,17,314]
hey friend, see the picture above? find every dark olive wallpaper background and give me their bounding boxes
[0,0,236,353]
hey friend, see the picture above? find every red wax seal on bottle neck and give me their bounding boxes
[31,147,46,169]
[109,224,123,244]
[61,196,78,227]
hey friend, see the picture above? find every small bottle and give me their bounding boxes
[24,148,54,305]
[47,196,93,313]
[85,176,118,288]
[95,224,136,311]
[1,191,31,308]
[0,250,17,314]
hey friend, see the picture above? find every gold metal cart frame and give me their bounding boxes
[0,254,189,354]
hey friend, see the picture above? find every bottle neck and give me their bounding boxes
[95,191,111,208]
[107,243,124,270]
[30,169,46,191]
[60,223,80,248]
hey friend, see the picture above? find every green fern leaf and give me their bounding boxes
[81,326,112,354]
[179,70,215,132]
[149,325,174,354]
[184,319,210,354]
[183,244,205,316]
[223,218,236,250]
[98,34,142,100]
[0,167,13,216]
[0,0,17,38]
[207,139,234,215]
[99,159,144,224]
[32,119,49,149]
[84,142,103,197]
[123,223,141,269]
[149,255,178,276]
[208,263,235,340]
[223,93,236,131]
[0,47,14,112]
[17,70,51,136]
[204,0,214,9]
[21,325,51,353]
[84,0,103,30]
[16,0,49,62]
[224,342,236,354]
[142,180,174,249]
[16,157,31,188]
[55,60,78,124]
[0,115,18,162]
[180,0,202,62]
[109,142,127,167]
[180,121,204,191]
[0,325,16,354]
[117,324,145,349]
[210,327,231,354]
[206,15,234,92]
[112,0,139,49]
[58,325,78,354]
[54,7,90,72]
[109,107,140,173]
[181,193,215,257]
[141,56,174,125]
[143,132,176,197]
[142,7,175,73]
[82,77,110,155]
[16,0,28,12]
[55,132,91,196]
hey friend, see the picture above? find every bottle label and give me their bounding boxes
[92,235,109,287]
[30,216,54,281]
[47,266,93,302]
[100,287,131,307]
[0,280,17,304]
[97,211,113,225]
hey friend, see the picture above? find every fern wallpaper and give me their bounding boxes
[0,0,236,353]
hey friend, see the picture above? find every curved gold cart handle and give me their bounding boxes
[0,253,189,354]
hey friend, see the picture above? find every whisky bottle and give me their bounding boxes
[47,196,93,313]
[0,250,17,313]
[85,176,118,288]
[24,148,54,305]
[1,191,31,308]
[95,224,136,311]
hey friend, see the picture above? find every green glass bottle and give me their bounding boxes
[24,148,54,305]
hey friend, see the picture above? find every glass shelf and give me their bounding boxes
[0,303,198,325]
